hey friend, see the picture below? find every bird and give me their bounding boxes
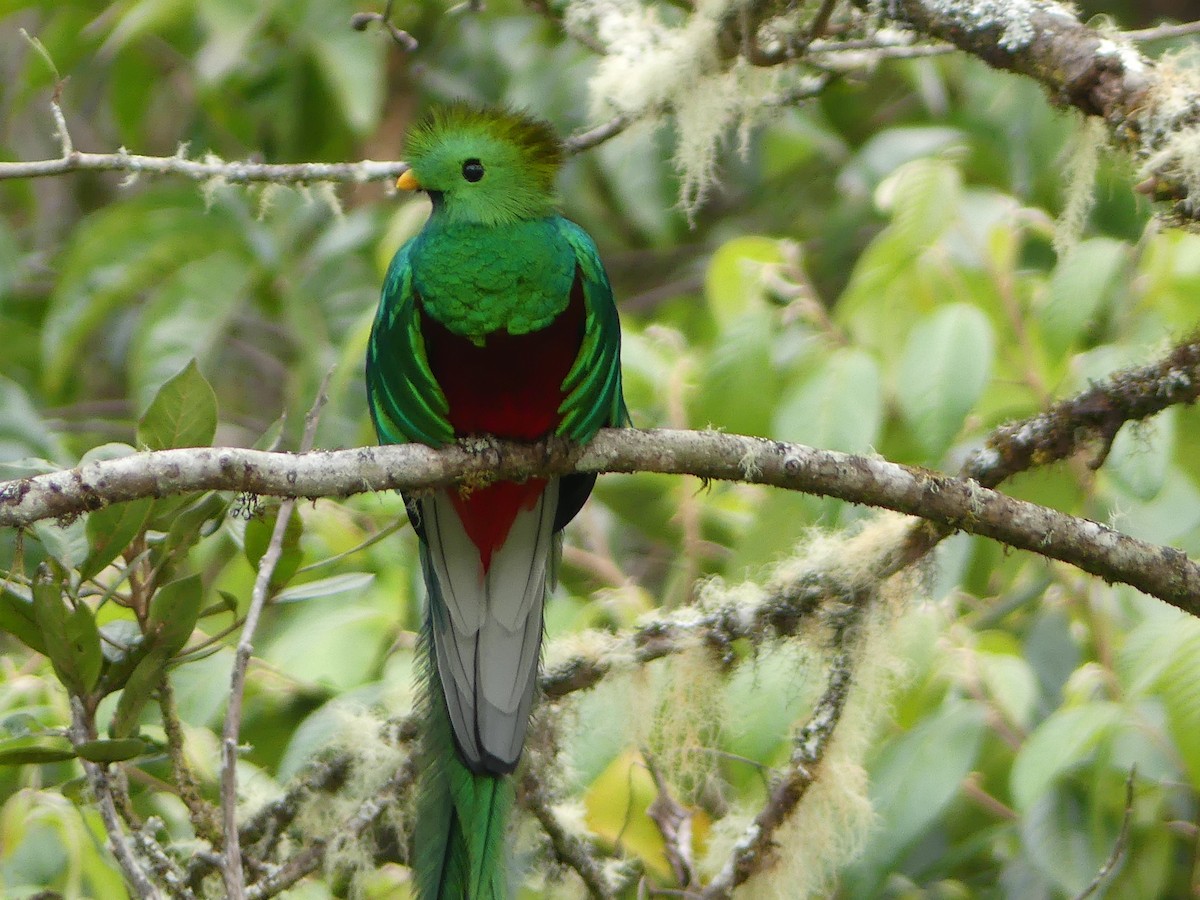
[365,103,628,898]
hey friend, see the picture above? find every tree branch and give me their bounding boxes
[849,0,1200,222]
[4,425,1198,614]
[963,335,1200,486]
[702,603,863,897]
[0,147,410,185]
[69,698,163,899]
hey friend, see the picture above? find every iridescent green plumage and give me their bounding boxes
[365,104,627,898]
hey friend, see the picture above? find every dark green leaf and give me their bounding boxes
[148,574,202,655]
[896,303,994,458]
[0,377,65,462]
[696,311,779,437]
[0,735,76,766]
[136,359,218,451]
[66,602,103,693]
[244,505,303,591]
[33,572,85,695]
[74,738,149,763]
[31,517,88,570]
[851,700,986,884]
[81,497,153,581]
[110,647,169,739]
[1040,237,1126,357]
[201,590,240,619]
[774,347,882,453]
[97,618,148,696]
[274,572,375,603]
[0,586,46,653]
[1011,702,1124,812]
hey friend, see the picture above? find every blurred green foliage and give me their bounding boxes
[2,0,1200,897]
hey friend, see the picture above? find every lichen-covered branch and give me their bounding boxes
[0,147,410,185]
[518,761,636,898]
[963,334,1200,486]
[853,0,1200,222]
[0,90,630,186]
[243,759,418,900]
[702,603,863,898]
[69,698,163,899]
[3,425,1199,614]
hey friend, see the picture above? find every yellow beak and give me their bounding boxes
[396,169,421,191]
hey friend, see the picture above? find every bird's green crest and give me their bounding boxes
[403,103,564,226]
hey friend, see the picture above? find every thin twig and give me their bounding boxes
[350,0,419,52]
[644,753,698,889]
[69,698,163,899]
[0,149,408,184]
[702,604,863,897]
[1124,20,1200,42]
[220,375,332,899]
[563,114,634,154]
[520,762,627,899]
[130,818,199,900]
[804,0,839,45]
[245,757,418,899]
[158,677,221,845]
[1072,767,1137,900]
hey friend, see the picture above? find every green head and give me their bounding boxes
[398,104,564,226]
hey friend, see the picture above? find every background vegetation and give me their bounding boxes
[2,0,1200,896]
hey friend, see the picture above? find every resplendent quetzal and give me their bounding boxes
[365,104,628,898]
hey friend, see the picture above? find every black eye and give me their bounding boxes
[462,159,485,183]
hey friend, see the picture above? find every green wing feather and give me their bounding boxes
[367,243,455,448]
[556,218,630,440]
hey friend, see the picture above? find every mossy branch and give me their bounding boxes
[4,418,1199,616]
[848,0,1200,224]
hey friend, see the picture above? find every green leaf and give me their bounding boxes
[81,497,153,581]
[843,126,965,194]
[975,647,1039,731]
[244,505,304,591]
[31,517,89,570]
[147,574,202,656]
[0,735,76,766]
[128,251,249,410]
[773,347,882,452]
[0,377,65,463]
[896,303,994,458]
[41,193,239,399]
[110,647,169,739]
[1040,237,1126,356]
[100,0,193,54]
[854,701,986,877]
[1010,702,1124,811]
[875,157,963,251]
[201,590,240,619]
[695,310,779,436]
[274,572,375,604]
[1019,786,1103,896]
[0,586,46,654]
[137,359,218,451]
[33,573,86,695]
[66,602,103,693]
[1134,615,1200,787]
[97,618,148,696]
[1104,410,1175,501]
[74,738,149,763]
[704,236,784,329]
[300,2,384,134]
